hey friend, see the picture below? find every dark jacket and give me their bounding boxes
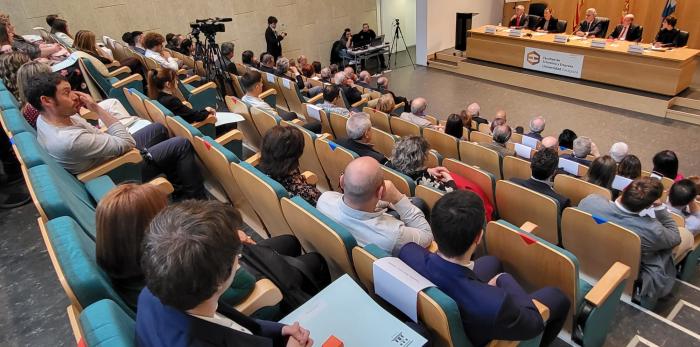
[577,19,604,37]
[265,27,283,60]
[353,29,377,47]
[334,138,387,164]
[275,71,304,91]
[157,92,209,124]
[534,17,559,32]
[509,14,529,29]
[136,287,286,347]
[340,85,363,106]
[400,243,545,347]
[609,24,642,42]
[509,177,570,213]
[655,28,682,47]
[258,65,275,74]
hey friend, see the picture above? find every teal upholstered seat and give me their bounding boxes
[79,299,135,347]
[381,165,417,196]
[0,90,19,110]
[80,58,142,115]
[152,99,215,138]
[177,81,217,111]
[1,107,35,136]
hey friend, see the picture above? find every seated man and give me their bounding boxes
[317,84,350,117]
[494,110,507,124]
[579,177,690,304]
[241,49,258,68]
[240,70,320,133]
[480,124,515,158]
[29,73,205,200]
[353,23,387,70]
[560,136,597,166]
[509,5,529,29]
[319,67,332,83]
[258,53,276,74]
[400,98,440,130]
[123,31,146,55]
[376,76,409,112]
[356,70,373,89]
[539,136,559,150]
[609,142,629,163]
[333,71,363,107]
[575,8,604,38]
[666,179,700,235]
[143,32,179,71]
[525,116,545,141]
[220,42,237,75]
[510,148,570,213]
[609,14,642,42]
[400,190,570,347]
[466,103,488,129]
[136,200,313,347]
[334,113,387,164]
[317,157,432,255]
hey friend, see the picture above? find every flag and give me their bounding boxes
[574,0,585,29]
[621,0,632,23]
[662,0,677,18]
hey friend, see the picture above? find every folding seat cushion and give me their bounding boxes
[148,98,216,138]
[1,107,36,136]
[0,90,20,109]
[78,299,135,347]
[177,80,217,111]
[79,57,142,115]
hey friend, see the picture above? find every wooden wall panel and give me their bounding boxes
[503,0,700,49]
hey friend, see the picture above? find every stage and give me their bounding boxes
[426,48,700,125]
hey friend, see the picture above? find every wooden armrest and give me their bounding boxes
[427,241,438,253]
[66,305,82,343]
[519,222,538,233]
[107,65,130,77]
[351,97,369,108]
[234,279,283,316]
[290,119,303,125]
[393,102,405,112]
[177,68,188,76]
[532,299,550,322]
[182,75,201,84]
[259,88,277,99]
[111,74,143,88]
[301,171,318,185]
[79,109,99,121]
[147,177,174,195]
[317,133,333,140]
[486,340,517,347]
[104,61,121,69]
[245,153,261,166]
[182,101,193,109]
[215,129,243,146]
[584,262,631,307]
[189,81,217,95]
[77,149,142,182]
[307,93,324,104]
[192,115,216,128]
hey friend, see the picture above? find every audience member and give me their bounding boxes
[489,117,506,133]
[526,116,545,141]
[443,114,465,140]
[311,61,322,75]
[333,71,363,107]
[579,177,691,303]
[258,53,275,74]
[16,60,52,128]
[220,42,237,75]
[74,30,143,75]
[335,112,387,164]
[296,55,308,67]
[1,13,62,59]
[319,67,332,83]
[258,126,321,206]
[609,142,629,163]
[481,124,515,158]
[558,129,577,149]
[329,64,339,75]
[356,70,372,89]
[539,136,559,150]
[376,76,409,111]
[515,126,524,135]
[466,103,488,129]
[510,148,570,212]
[561,136,594,166]
[147,68,215,124]
[165,33,183,51]
[343,66,357,82]
[275,57,304,90]
[375,94,395,114]
[585,155,616,190]
[123,31,145,55]
[46,15,73,47]
[241,50,257,68]
[143,32,179,71]
[317,84,350,117]
[494,110,507,123]
[400,98,439,129]
[0,51,30,108]
[653,150,682,181]
[400,190,570,347]
[136,200,314,347]
[688,176,700,197]
[316,157,432,254]
[613,154,643,199]
[667,180,700,235]
[28,73,205,199]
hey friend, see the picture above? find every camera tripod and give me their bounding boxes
[387,19,415,69]
[191,30,232,102]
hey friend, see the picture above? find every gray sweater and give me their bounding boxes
[37,115,136,174]
[578,194,681,301]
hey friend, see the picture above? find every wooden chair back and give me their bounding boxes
[561,208,641,295]
[478,123,491,134]
[469,131,492,144]
[496,180,560,245]
[229,73,246,97]
[315,137,357,191]
[370,128,397,159]
[364,107,391,133]
[553,175,612,206]
[284,122,331,191]
[381,166,415,196]
[277,76,306,118]
[143,99,170,131]
[329,112,349,139]
[424,115,438,125]
[502,156,531,181]
[510,132,523,143]
[306,104,333,135]
[225,96,262,151]
[423,128,459,160]
[416,185,445,212]
[122,88,151,121]
[442,158,496,208]
[250,106,280,139]
[261,72,288,110]
[459,141,502,180]
[390,117,421,137]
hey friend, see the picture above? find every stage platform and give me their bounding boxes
[426,48,700,125]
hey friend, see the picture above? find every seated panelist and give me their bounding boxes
[654,15,683,48]
[575,8,604,38]
[534,8,559,33]
[609,14,642,42]
[509,5,529,29]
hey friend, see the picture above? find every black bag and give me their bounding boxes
[241,244,329,313]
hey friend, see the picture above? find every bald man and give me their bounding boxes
[609,14,642,42]
[494,110,507,123]
[316,157,432,254]
[526,116,546,141]
[467,103,488,129]
[540,136,559,150]
[400,98,440,130]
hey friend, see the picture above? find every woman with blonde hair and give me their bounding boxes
[6,55,46,128]
[73,30,143,75]
[375,93,395,114]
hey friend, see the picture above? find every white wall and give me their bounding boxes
[378,0,416,51]
[416,0,502,65]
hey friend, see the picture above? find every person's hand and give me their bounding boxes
[286,336,313,347]
[237,230,256,245]
[652,198,664,208]
[653,42,662,48]
[282,32,288,37]
[510,14,517,20]
[427,167,452,182]
[488,273,504,286]
[162,50,172,59]
[75,91,100,112]
[205,107,216,115]
[0,44,12,54]
[590,142,600,157]
[576,31,584,37]
[290,66,299,74]
[381,180,404,204]
[282,322,312,346]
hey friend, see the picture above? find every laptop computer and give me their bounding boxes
[370,34,385,47]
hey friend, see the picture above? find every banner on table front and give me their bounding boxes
[522,47,584,79]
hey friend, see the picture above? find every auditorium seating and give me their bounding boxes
[329,112,349,138]
[77,55,143,115]
[174,77,218,111]
[502,155,532,181]
[143,98,217,138]
[459,141,503,180]
[369,127,397,159]
[364,107,392,133]
[381,165,416,196]
[390,116,421,137]
[249,106,283,138]
[226,95,263,151]
[315,137,358,191]
[553,174,612,206]
[496,180,560,245]
[122,88,152,121]
[415,184,445,212]
[306,103,333,135]
[423,127,459,160]
[442,158,497,210]
[276,76,323,119]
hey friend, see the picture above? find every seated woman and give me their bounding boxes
[147,68,215,124]
[653,149,683,181]
[258,125,321,206]
[73,30,143,75]
[534,8,559,33]
[387,136,494,220]
[612,154,642,200]
[654,15,683,48]
[178,38,194,57]
[0,52,34,126]
[375,93,395,114]
[0,13,62,59]
[46,15,73,47]
[585,155,616,190]
[443,114,466,140]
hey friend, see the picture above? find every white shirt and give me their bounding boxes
[242,94,277,115]
[145,49,179,71]
[189,313,252,335]
[618,26,629,40]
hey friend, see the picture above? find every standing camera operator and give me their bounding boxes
[265,16,286,61]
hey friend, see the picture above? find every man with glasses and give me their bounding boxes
[575,8,604,38]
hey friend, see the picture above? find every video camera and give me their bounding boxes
[190,17,231,36]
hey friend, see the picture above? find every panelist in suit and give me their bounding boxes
[654,15,683,48]
[575,8,604,38]
[534,8,559,33]
[509,5,529,29]
[265,16,286,61]
[400,190,570,347]
[609,14,642,42]
[136,200,313,347]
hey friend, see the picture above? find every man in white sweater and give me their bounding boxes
[28,72,205,200]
